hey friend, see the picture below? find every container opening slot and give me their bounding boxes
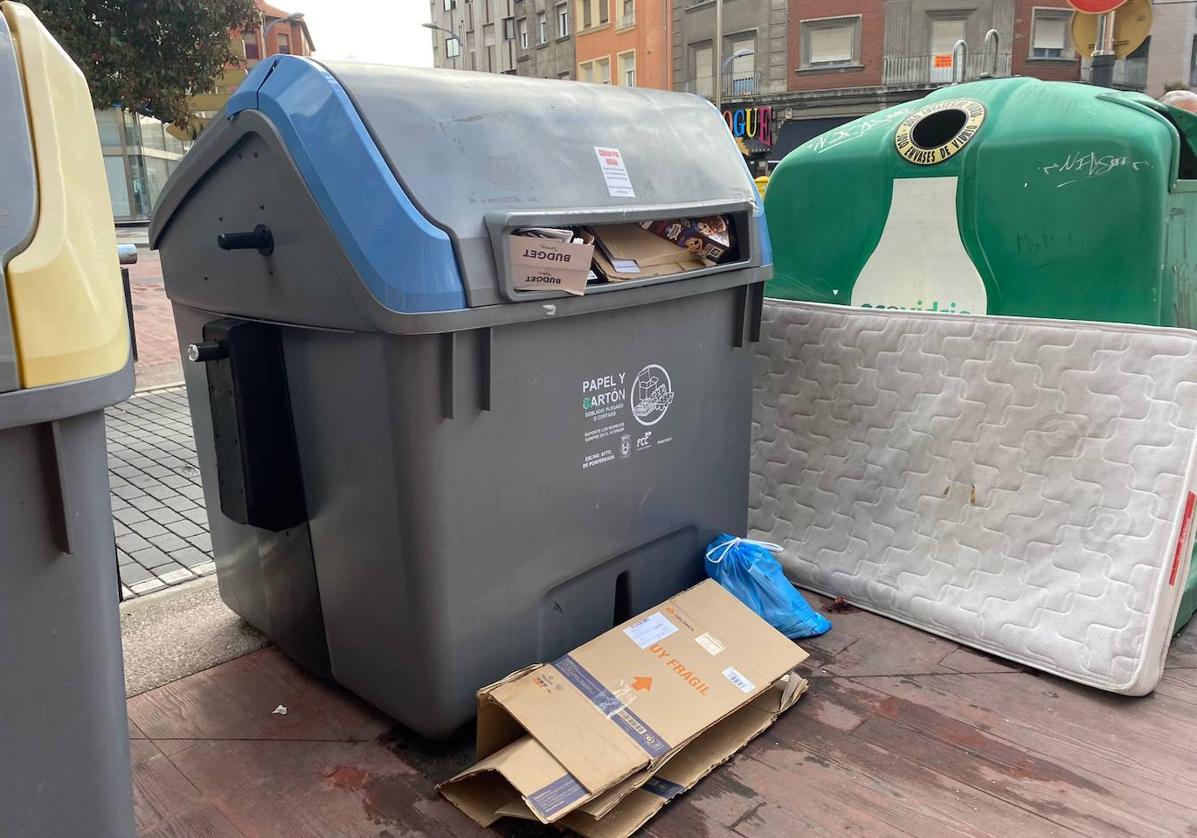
[505,211,748,299]
[613,570,632,626]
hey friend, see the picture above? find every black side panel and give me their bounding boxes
[202,318,307,531]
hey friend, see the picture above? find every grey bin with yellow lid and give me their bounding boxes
[0,3,134,835]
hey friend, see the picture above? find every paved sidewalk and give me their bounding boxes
[125,248,184,391]
[126,597,1197,836]
[109,387,214,599]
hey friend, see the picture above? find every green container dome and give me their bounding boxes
[765,77,1197,327]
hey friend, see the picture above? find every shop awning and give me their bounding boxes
[769,116,856,165]
[735,134,771,156]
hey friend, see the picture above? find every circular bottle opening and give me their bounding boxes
[910,107,969,149]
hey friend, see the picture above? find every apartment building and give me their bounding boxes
[773,0,1086,159]
[573,0,670,88]
[429,0,517,73]
[1140,1,1193,97]
[516,0,578,77]
[100,0,314,222]
[429,0,576,78]
[672,0,1090,172]
[672,0,788,99]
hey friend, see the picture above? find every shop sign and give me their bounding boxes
[722,105,773,147]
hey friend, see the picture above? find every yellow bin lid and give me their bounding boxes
[1,1,128,389]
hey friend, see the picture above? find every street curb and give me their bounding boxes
[120,573,218,615]
[130,380,185,396]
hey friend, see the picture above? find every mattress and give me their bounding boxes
[749,301,1197,694]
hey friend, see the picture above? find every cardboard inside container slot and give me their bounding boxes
[591,248,704,283]
[508,232,595,296]
[591,223,706,268]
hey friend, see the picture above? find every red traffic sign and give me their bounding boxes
[1067,0,1127,14]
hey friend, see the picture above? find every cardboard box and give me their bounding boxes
[592,224,701,269]
[509,233,595,296]
[439,580,809,834]
[591,248,704,283]
[562,674,807,838]
[640,216,733,264]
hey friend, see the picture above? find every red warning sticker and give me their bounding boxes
[1170,491,1196,586]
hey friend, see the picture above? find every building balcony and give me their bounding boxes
[882,52,1012,89]
[683,71,763,101]
[1081,56,1148,90]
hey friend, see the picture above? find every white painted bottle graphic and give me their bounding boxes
[850,177,987,315]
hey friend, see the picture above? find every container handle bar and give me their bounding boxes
[952,39,968,85]
[979,29,1000,78]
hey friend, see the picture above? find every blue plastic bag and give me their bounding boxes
[704,535,831,639]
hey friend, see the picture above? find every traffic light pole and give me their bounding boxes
[1090,10,1116,88]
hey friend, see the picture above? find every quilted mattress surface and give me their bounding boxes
[749,301,1197,694]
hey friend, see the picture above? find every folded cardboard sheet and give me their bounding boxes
[439,580,808,834]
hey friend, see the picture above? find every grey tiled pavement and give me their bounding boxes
[107,387,215,599]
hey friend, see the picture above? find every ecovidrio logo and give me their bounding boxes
[630,364,674,426]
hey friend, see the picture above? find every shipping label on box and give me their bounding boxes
[509,236,595,296]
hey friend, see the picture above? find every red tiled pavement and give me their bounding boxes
[126,594,1197,837]
[126,250,184,392]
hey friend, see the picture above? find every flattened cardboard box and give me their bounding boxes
[591,224,698,269]
[591,247,704,283]
[509,234,595,296]
[439,580,808,831]
[561,673,807,838]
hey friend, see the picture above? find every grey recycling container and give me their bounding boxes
[150,57,772,738]
[0,2,135,834]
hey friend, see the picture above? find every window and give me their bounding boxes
[277,32,291,54]
[800,17,859,69]
[559,69,571,79]
[930,17,965,57]
[618,0,634,29]
[726,34,755,94]
[517,17,528,48]
[503,17,515,39]
[104,156,131,218]
[242,32,260,60]
[927,17,964,81]
[538,11,547,43]
[691,42,713,96]
[599,0,609,25]
[557,3,569,36]
[579,58,611,83]
[96,109,123,146]
[1030,8,1072,59]
[578,0,593,29]
[139,115,166,151]
[619,51,635,86]
[1191,35,1197,85]
[445,36,461,58]
[443,0,454,9]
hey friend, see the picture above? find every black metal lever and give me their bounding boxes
[217,224,274,256]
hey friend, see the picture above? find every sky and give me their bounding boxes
[299,0,434,67]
